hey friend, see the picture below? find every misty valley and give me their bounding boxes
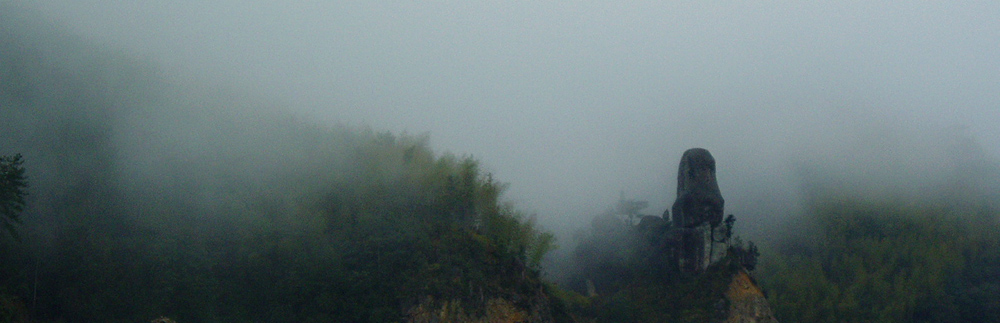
[4,2,1000,323]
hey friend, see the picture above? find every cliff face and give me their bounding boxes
[718,269,778,323]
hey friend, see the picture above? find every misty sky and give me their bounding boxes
[23,1,1000,236]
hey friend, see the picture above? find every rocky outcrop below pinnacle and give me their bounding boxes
[717,268,778,323]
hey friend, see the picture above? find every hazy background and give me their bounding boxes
[20,0,1000,237]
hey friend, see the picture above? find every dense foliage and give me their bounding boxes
[1,130,556,322]
[759,194,1000,322]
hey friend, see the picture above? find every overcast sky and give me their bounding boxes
[25,1,1000,235]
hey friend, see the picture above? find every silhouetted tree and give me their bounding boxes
[615,191,649,226]
[728,239,758,271]
[0,154,28,239]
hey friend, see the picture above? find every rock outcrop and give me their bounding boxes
[559,147,779,322]
[671,148,725,273]
[717,268,779,323]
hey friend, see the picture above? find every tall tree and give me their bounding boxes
[615,191,649,225]
[0,154,27,239]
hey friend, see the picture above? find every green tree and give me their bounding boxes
[615,191,649,225]
[0,154,28,239]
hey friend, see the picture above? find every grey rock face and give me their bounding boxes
[671,148,725,273]
[672,148,724,229]
[676,226,707,273]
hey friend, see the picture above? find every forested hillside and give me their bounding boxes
[759,154,1000,322]
[1,4,555,322]
[4,2,1000,323]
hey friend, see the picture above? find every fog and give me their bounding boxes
[13,0,1000,238]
